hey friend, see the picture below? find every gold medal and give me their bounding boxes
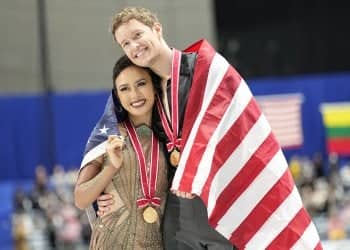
[143,206,158,223]
[170,149,180,167]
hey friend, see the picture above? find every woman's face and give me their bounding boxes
[115,65,155,126]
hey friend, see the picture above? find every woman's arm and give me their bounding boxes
[74,135,125,209]
[74,157,119,209]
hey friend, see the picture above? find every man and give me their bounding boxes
[97,7,322,250]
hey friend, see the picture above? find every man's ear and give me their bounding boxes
[153,22,162,36]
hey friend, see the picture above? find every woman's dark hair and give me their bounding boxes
[111,55,166,140]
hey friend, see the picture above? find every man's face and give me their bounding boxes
[115,19,162,68]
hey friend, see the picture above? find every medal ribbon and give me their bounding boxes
[156,49,182,152]
[124,120,160,208]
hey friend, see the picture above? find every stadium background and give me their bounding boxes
[1,0,349,249]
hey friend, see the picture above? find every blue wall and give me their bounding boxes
[0,91,110,180]
[0,73,350,180]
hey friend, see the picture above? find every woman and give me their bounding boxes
[74,55,168,250]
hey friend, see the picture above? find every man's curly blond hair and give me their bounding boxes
[110,7,159,38]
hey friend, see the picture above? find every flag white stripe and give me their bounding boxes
[215,150,287,238]
[202,53,230,103]
[272,124,302,132]
[276,128,302,136]
[275,131,303,140]
[262,106,301,115]
[80,141,107,169]
[278,135,303,143]
[266,114,301,124]
[274,127,302,134]
[267,115,301,123]
[279,140,303,147]
[274,131,302,140]
[86,204,97,228]
[172,53,229,190]
[207,114,272,216]
[256,93,303,102]
[192,79,252,193]
[277,132,303,140]
[260,100,302,107]
[262,101,301,108]
[246,186,303,249]
[275,134,302,141]
[266,113,301,123]
[291,222,320,250]
[260,103,302,109]
[80,141,108,228]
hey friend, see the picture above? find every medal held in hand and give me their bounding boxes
[156,49,182,167]
[125,120,161,224]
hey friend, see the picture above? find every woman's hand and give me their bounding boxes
[106,135,125,170]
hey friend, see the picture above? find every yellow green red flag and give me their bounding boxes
[320,102,350,155]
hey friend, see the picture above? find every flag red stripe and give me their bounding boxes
[181,46,215,147]
[327,137,350,154]
[184,39,205,53]
[179,66,241,191]
[200,99,261,205]
[209,132,280,227]
[266,208,311,249]
[229,169,294,248]
[282,144,304,150]
[314,241,323,250]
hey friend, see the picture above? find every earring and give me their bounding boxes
[116,104,123,113]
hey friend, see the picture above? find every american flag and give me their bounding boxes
[256,93,304,149]
[171,40,322,249]
[80,93,120,226]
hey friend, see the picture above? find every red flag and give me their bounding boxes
[171,40,322,249]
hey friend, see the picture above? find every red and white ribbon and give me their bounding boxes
[156,49,182,152]
[124,120,160,208]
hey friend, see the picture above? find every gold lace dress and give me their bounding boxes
[89,125,168,250]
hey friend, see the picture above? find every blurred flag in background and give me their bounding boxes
[320,102,350,155]
[256,93,304,149]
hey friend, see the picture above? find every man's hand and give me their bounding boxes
[96,193,114,217]
[172,190,195,199]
